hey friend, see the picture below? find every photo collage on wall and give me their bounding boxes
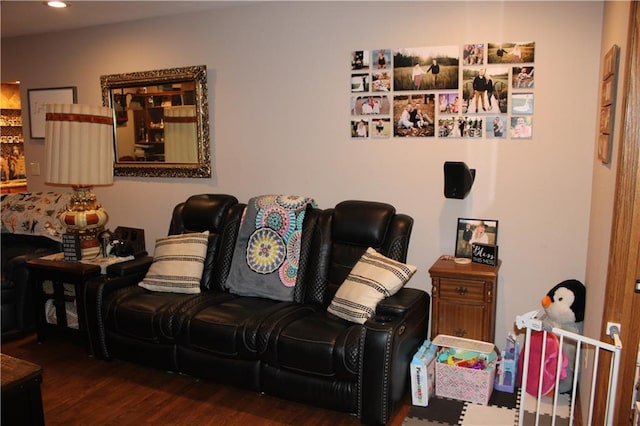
[350,42,535,140]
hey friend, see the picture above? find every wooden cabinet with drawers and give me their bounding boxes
[428,255,501,342]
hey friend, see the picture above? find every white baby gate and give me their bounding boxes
[515,310,622,426]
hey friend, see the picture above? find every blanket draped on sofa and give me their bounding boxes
[225,194,316,301]
[1,192,70,241]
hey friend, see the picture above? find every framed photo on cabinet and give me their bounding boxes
[455,218,498,259]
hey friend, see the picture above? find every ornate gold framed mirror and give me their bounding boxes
[100,65,211,178]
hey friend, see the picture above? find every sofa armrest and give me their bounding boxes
[105,255,153,277]
[360,288,429,425]
[83,268,149,359]
[4,249,61,275]
[374,287,429,319]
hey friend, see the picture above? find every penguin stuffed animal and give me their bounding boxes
[539,279,586,394]
[541,279,586,333]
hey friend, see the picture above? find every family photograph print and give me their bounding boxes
[393,46,459,91]
[455,218,499,258]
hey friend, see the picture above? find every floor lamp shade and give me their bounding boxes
[44,104,115,259]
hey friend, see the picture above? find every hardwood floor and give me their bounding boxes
[1,333,410,425]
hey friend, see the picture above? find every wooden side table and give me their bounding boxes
[1,353,45,426]
[26,257,101,349]
[428,255,501,342]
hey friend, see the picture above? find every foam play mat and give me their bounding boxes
[403,389,571,426]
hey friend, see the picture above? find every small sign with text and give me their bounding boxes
[471,243,498,266]
[62,233,81,261]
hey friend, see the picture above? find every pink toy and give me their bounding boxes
[517,330,568,396]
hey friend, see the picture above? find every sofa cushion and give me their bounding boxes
[179,296,310,359]
[327,248,416,324]
[265,310,363,380]
[139,231,209,294]
[104,286,233,345]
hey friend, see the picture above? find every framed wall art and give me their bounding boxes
[28,86,77,139]
[597,45,619,164]
[349,41,536,140]
[599,105,612,135]
[603,44,618,79]
[600,77,615,106]
[454,218,498,259]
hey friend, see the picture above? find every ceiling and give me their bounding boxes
[0,1,246,39]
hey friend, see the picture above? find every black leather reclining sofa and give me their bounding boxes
[85,194,429,425]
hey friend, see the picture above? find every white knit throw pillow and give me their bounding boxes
[327,247,417,324]
[138,231,209,294]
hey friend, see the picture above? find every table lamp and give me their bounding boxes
[45,104,114,259]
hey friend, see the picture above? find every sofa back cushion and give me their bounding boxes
[299,200,414,307]
[166,194,240,291]
[169,194,238,235]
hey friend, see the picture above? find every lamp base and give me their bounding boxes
[59,186,109,260]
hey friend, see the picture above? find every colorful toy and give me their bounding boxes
[437,347,493,371]
[541,279,586,332]
[540,279,585,394]
[519,330,568,396]
[519,279,585,396]
[495,333,519,393]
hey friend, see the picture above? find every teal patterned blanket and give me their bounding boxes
[225,194,316,301]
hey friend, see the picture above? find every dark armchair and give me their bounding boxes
[1,233,61,340]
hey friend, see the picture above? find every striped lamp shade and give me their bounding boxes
[45,104,114,185]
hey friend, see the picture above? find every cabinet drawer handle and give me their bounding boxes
[454,328,467,337]
[455,286,468,295]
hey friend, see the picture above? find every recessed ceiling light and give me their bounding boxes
[46,1,68,8]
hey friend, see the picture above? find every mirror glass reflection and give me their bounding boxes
[114,82,197,163]
[101,65,211,178]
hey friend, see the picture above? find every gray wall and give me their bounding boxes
[2,1,606,347]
